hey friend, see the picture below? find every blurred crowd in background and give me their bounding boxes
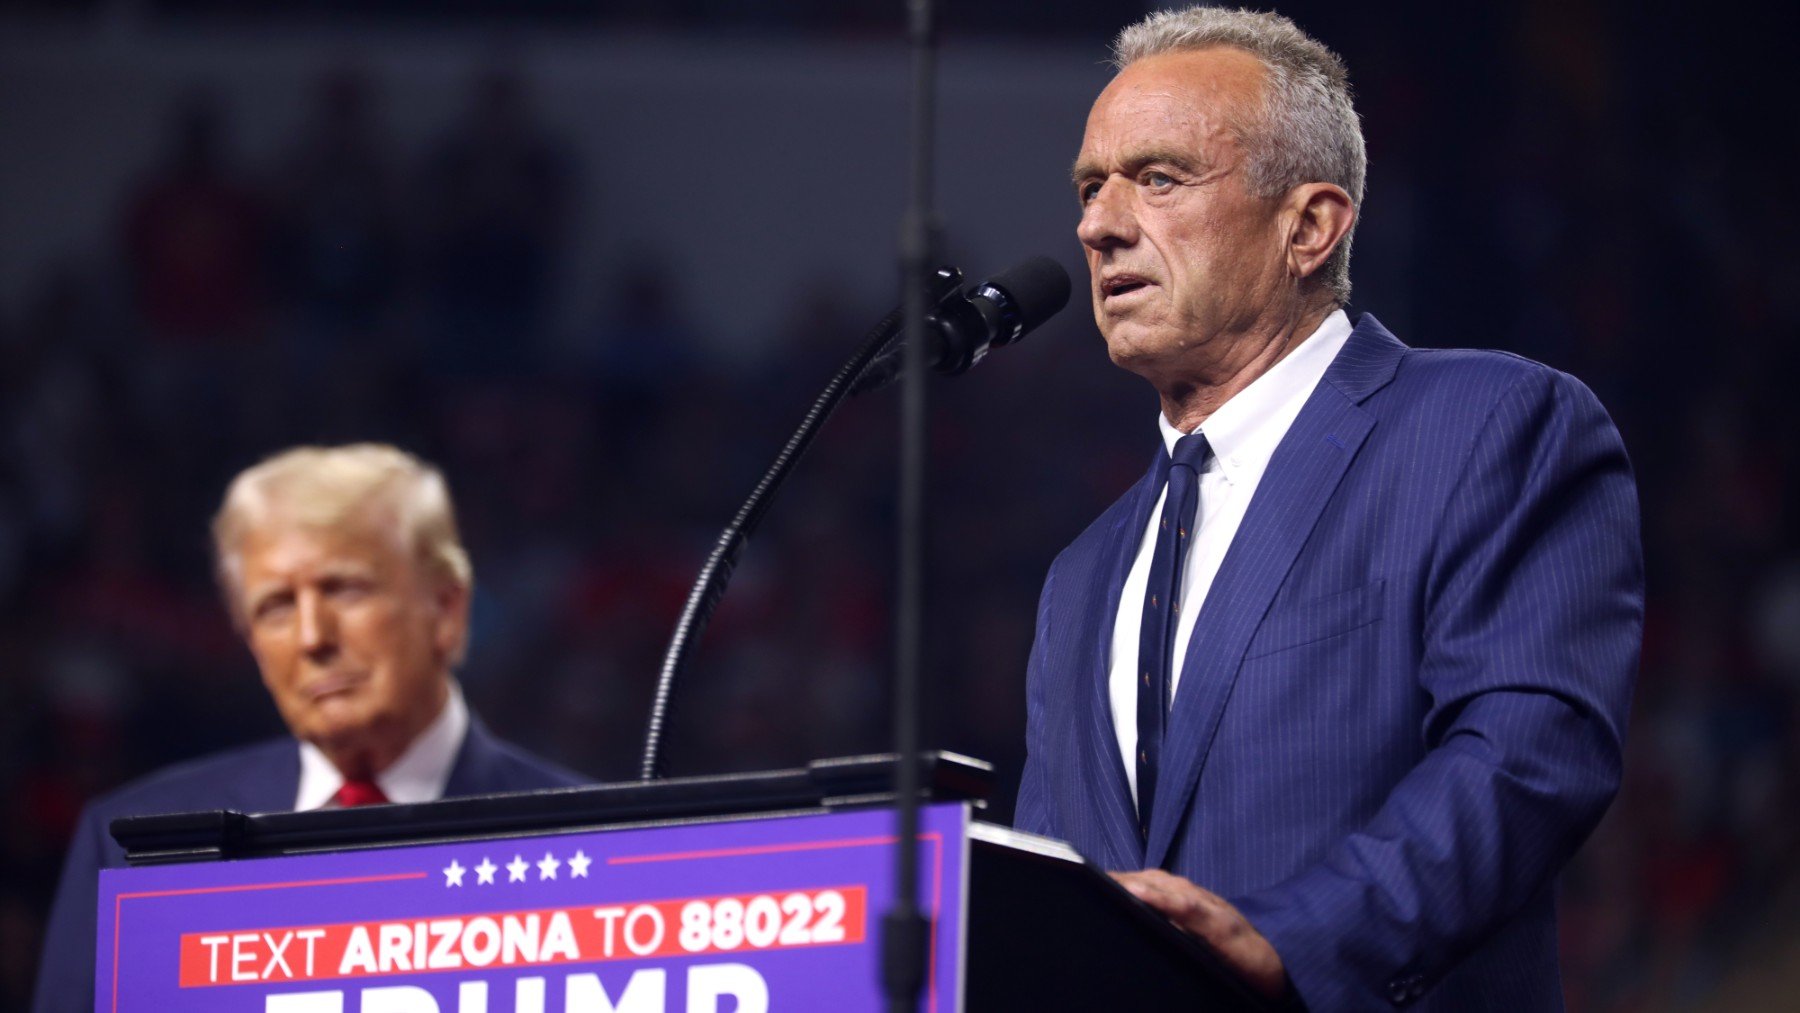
[2,0,1798,1009]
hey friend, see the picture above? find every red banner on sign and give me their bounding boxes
[178,886,867,988]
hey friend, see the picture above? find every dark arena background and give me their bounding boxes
[2,1,1796,1008]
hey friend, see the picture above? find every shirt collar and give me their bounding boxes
[295,681,469,810]
[1159,309,1353,480]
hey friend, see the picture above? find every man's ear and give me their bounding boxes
[1284,182,1356,282]
[433,580,472,665]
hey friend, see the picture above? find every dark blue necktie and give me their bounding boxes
[1136,432,1212,835]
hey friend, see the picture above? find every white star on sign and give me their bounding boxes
[444,860,466,887]
[475,858,497,885]
[537,852,561,880]
[507,854,529,883]
[567,850,592,878]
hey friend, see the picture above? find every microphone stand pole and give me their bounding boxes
[883,0,937,1008]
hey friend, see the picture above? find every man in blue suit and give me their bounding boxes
[32,444,585,1012]
[1015,8,1641,1010]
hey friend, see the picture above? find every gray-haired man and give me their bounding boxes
[1017,8,1641,1009]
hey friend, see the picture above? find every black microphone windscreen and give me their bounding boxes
[987,255,1072,332]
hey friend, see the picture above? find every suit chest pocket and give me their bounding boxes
[1244,578,1385,660]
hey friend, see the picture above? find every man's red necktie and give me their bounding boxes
[332,779,389,807]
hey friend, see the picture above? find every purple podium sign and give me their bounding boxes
[94,802,971,1012]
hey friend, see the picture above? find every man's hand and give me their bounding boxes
[1111,869,1289,1000]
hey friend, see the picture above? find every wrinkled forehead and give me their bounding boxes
[1081,48,1268,159]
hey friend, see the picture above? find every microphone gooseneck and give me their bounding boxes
[637,257,1066,783]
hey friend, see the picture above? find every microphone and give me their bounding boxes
[852,255,1072,393]
[638,254,1069,781]
[932,254,1073,372]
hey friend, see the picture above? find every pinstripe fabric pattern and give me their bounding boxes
[1015,314,1643,1011]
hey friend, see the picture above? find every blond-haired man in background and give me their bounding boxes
[34,444,584,1012]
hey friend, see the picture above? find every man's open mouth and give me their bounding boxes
[1103,275,1150,298]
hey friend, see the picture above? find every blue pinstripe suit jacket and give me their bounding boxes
[1015,313,1642,1011]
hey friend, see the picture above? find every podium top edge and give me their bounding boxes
[112,751,994,865]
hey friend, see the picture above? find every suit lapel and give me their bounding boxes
[1078,447,1168,869]
[446,717,499,796]
[1144,316,1404,868]
[229,739,304,813]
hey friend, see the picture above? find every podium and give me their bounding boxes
[100,754,1273,1011]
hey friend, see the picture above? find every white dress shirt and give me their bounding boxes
[295,680,470,810]
[1110,310,1353,809]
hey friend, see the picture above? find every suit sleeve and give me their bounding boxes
[1012,560,1058,838]
[1231,366,1643,1010]
[33,803,113,1013]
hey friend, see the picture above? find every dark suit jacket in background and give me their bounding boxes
[32,718,585,1013]
[1015,314,1643,1011]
